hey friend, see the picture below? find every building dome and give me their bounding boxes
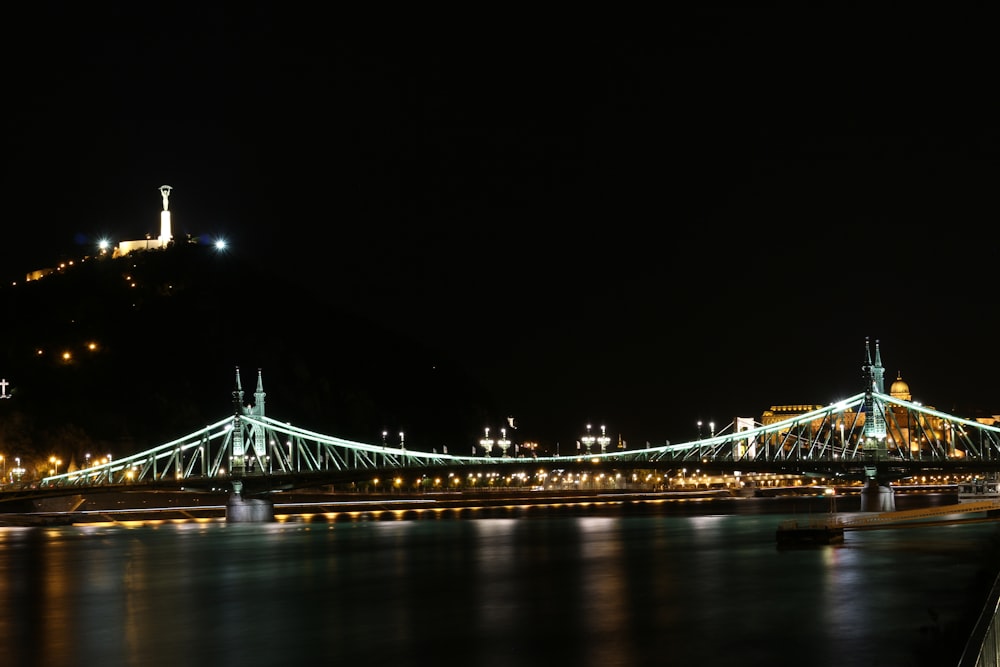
[890,372,911,401]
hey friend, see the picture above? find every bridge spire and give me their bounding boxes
[861,338,888,455]
[863,337,873,385]
[253,368,266,418]
[233,366,245,415]
[231,366,247,475]
[862,337,886,394]
[872,339,885,394]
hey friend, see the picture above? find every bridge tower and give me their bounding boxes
[860,338,895,511]
[226,366,275,522]
[861,338,888,455]
[231,366,247,475]
[249,369,267,464]
[228,367,268,474]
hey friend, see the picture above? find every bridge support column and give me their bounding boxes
[859,478,895,512]
[226,480,275,523]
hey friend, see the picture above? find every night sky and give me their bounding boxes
[3,6,997,447]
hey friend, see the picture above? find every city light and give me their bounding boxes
[497,428,511,457]
[479,427,493,457]
[597,425,611,453]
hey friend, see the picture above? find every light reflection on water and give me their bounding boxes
[0,511,998,667]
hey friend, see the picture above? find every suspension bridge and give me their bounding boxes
[18,337,998,521]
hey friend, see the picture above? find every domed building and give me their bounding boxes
[889,372,911,402]
[882,370,960,457]
[760,342,963,459]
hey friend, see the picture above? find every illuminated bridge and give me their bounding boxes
[27,353,1000,509]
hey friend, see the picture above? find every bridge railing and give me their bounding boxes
[959,567,1000,667]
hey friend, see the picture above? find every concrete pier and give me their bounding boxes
[859,478,896,512]
[226,481,275,523]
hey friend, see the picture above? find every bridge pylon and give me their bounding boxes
[860,474,896,512]
[226,480,275,522]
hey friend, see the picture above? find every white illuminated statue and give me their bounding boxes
[159,184,172,210]
[158,185,172,244]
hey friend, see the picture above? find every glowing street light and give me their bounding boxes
[581,424,596,454]
[497,428,511,457]
[597,425,611,454]
[479,427,494,457]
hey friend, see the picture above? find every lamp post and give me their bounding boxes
[581,424,596,454]
[479,427,494,457]
[497,428,511,458]
[597,425,611,454]
[697,421,703,440]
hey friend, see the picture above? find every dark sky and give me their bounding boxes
[3,6,997,447]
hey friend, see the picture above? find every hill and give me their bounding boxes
[0,244,494,474]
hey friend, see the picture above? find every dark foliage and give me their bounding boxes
[0,244,494,468]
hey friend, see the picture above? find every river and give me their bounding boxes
[1,492,998,667]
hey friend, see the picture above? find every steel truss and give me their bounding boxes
[40,392,1000,489]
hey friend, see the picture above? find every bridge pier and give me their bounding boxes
[226,480,275,523]
[859,478,896,512]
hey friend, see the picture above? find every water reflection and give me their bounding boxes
[0,510,997,667]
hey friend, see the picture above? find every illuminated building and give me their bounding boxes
[757,339,983,458]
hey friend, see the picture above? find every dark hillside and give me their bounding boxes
[0,244,494,471]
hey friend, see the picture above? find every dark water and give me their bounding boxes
[1,501,998,667]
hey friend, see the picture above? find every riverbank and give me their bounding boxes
[0,487,962,526]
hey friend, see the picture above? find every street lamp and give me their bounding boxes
[581,424,596,454]
[597,425,611,454]
[479,427,493,457]
[697,421,703,440]
[497,428,511,457]
[399,431,405,451]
